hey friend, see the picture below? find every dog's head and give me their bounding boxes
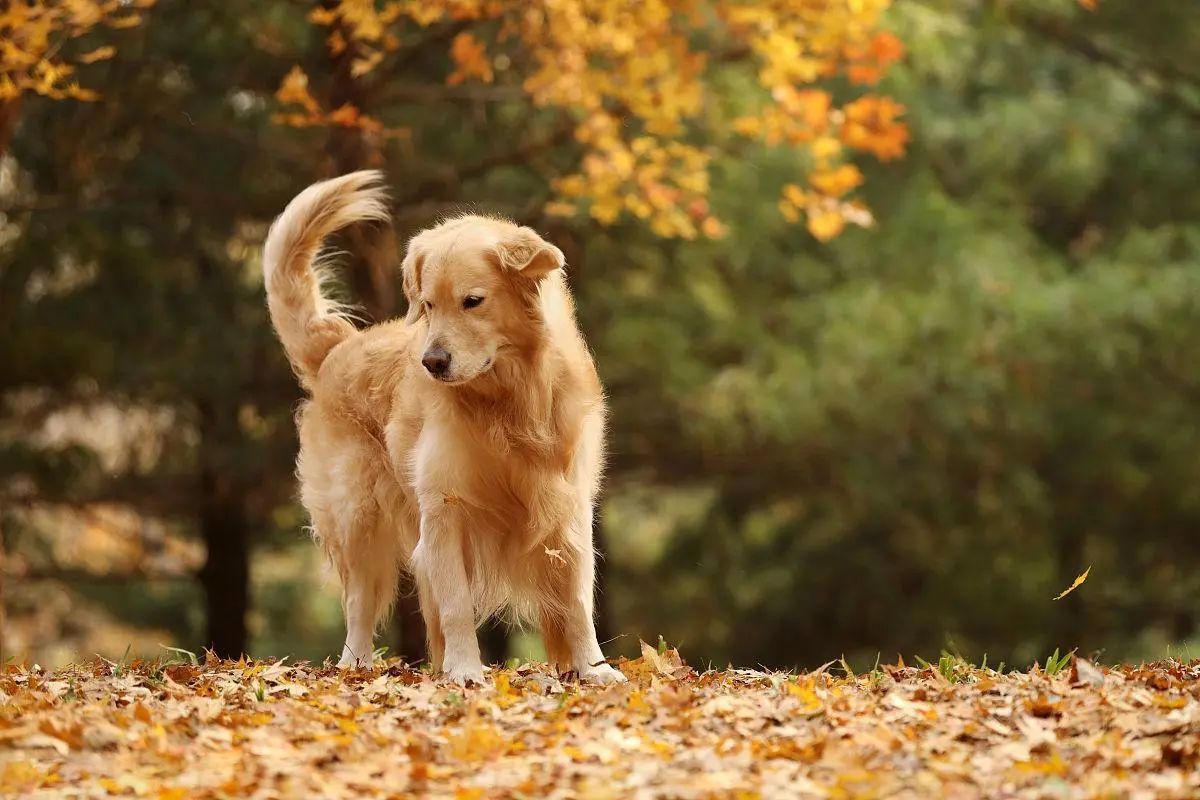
[401,215,564,385]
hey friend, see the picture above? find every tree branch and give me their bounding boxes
[392,120,576,209]
[1008,7,1200,122]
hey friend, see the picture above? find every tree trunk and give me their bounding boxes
[0,98,22,158]
[324,0,399,323]
[197,399,250,658]
[320,4,425,661]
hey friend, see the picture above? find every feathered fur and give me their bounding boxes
[263,170,389,384]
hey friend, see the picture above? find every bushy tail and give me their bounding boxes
[263,170,389,386]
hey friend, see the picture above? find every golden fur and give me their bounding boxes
[263,171,624,684]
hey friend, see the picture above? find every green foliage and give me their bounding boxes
[1043,648,1077,678]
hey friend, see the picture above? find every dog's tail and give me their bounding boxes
[263,170,389,386]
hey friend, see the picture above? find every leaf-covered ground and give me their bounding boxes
[3,646,1199,799]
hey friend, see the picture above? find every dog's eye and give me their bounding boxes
[463,295,484,310]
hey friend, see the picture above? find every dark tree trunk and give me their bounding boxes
[324,0,399,323]
[319,3,426,663]
[0,97,22,159]
[197,400,250,658]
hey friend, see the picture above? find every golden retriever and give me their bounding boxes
[262,171,624,685]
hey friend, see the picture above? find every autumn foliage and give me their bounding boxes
[0,0,154,104]
[275,0,910,241]
[4,647,1200,798]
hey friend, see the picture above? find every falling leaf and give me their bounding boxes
[1054,565,1092,600]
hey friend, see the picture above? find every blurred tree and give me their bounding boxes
[1,1,310,658]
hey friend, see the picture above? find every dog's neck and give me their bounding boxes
[444,326,579,467]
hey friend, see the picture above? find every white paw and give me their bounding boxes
[579,662,627,685]
[338,646,373,669]
[442,661,486,686]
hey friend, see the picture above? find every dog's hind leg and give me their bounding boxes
[539,609,572,674]
[330,514,403,668]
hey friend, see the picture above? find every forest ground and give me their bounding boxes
[2,645,1198,799]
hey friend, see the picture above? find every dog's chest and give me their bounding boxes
[415,416,578,540]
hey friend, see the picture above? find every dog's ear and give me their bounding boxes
[493,227,564,280]
[401,235,426,323]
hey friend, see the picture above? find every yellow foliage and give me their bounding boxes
[284,0,911,241]
[809,164,864,198]
[0,0,154,104]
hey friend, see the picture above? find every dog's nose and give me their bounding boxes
[422,347,451,377]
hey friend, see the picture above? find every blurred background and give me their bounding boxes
[2,0,1198,671]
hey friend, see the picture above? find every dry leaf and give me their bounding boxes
[1054,565,1092,600]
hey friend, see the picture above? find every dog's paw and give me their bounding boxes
[338,650,372,669]
[442,662,486,687]
[579,662,627,685]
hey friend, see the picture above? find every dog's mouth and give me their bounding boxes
[431,356,495,386]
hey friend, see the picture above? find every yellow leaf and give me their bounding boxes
[78,46,115,64]
[778,199,801,224]
[807,208,845,241]
[351,52,383,78]
[1053,565,1091,600]
[810,164,863,197]
[308,6,338,25]
[811,136,842,161]
[107,15,143,29]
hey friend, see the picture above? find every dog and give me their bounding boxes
[262,171,625,685]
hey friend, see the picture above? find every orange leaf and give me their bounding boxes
[275,66,319,114]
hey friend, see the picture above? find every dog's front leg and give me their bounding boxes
[542,503,626,685]
[413,505,483,685]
